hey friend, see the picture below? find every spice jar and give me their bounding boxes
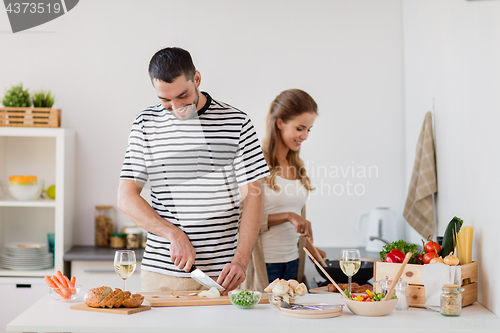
[440,284,464,316]
[95,206,115,247]
[110,233,126,248]
[394,278,409,311]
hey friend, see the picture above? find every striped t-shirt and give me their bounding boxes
[120,92,270,277]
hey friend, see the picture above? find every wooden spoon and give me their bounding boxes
[382,252,412,301]
[303,247,348,299]
[306,237,327,267]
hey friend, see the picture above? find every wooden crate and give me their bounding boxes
[374,261,478,308]
[0,107,61,128]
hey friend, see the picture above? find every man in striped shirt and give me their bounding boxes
[118,47,269,293]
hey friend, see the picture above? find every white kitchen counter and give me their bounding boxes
[7,293,500,333]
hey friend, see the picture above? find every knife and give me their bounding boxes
[189,265,225,292]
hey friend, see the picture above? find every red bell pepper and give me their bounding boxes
[384,252,399,263]
[388,249,405,263]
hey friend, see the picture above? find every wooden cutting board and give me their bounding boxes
[308,286,332,294]
[70,303,151,315]
[142,291,269,307]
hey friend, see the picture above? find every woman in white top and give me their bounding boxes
[260,89,326,282]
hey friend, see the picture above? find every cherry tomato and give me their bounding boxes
[423,252,438,264]
[388,249,405,263]
[416,254,424,264]
[424,241,441,254]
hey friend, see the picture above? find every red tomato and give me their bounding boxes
[424,241,441,254]
[423,252,438,264]
[388,249,405,263]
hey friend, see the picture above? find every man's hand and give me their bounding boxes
[169,229,196,272]
[217,262,246,295]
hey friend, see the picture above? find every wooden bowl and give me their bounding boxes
[344,298,398,316]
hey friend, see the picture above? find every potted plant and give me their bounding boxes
[32,90,55,108]
[1,83,31,107]
[1,84,60,128]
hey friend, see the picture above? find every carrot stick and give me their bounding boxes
[70,276,76,286]
[51,276,70,299]
[47,276,66,299]
[63,275,76,295]
[56,271,68,288]
[44,276,57,288]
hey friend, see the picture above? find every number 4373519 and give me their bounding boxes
[6,2,62,14]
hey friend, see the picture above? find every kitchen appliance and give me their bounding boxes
[358,207,401,252]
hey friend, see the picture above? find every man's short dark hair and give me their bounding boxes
[148,47,196,84]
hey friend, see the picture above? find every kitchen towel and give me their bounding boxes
[422,263,461,310]
[403,111,437,238]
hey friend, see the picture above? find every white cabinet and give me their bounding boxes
[71,260,143,293]
[0,127,74,277]
[0,277,47,333]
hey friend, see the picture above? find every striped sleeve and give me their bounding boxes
[120,115,148,184]
[233,115,270,186]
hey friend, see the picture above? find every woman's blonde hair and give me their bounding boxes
[262,89,317,191]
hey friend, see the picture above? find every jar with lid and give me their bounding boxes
[440,284,464,316]
[123,226,143,249]
[95,206,115,247]
[394,278,409,311]
[110,233,126,248]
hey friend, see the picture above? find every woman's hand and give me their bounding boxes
[288,213,313,241]
[317,248,327,258]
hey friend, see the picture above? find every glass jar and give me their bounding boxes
[123,226,142,249]
[110,233,126,248]
[394,278,409,311]
[95,206,115,247]
[440,284,464,316]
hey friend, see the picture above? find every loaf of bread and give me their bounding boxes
[122,294,145,308]
[84,286,112,307]
[84,287,144,308]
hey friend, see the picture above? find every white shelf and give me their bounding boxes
[0,127,74,278]
[0,199,56,207]
[0,267,55,277]
[0,127,66,138]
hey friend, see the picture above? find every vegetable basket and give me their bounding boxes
[374,261,478,308]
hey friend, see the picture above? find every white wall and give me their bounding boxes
[403,0,500,316]
[0,0,406,249]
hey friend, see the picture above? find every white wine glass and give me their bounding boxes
[114,250,136,291]
[340,249,361,295]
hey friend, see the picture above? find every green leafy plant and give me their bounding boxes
[32,90,55,107]
[1,84,31,107]
[379,239,419,264]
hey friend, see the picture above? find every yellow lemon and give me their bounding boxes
[46,185,56,199]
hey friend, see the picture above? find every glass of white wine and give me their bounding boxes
[340,249,361,295]
[114,250,136,291]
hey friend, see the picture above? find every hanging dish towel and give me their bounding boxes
[403,111,437,237]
